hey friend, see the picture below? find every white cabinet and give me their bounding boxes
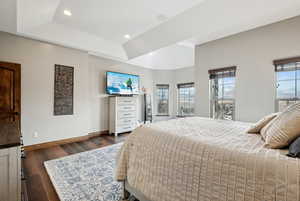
[109,96,138,136]
[0,146,21,201]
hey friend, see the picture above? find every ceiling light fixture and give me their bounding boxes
[124,34,131,39]
[64,10,72,16]
[156,14,168,22]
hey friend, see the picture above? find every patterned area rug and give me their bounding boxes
[44,143,124,201]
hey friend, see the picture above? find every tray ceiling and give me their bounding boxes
[1,0,300,69]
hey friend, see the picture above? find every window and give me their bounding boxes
[156,84,169,116]
[209,66,236,120]
[274,57,300,112]
[177,83,195,116]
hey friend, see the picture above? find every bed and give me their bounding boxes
[115,117,300,201]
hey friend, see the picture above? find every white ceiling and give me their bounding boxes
[124,0,300,59]
[54,0,204,44]
[128,44,195,70]
[1,0,300,69]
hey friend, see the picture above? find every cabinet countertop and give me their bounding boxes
[0,122,21,149]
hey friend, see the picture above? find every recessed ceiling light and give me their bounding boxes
[124,34,131,39]
[156,14,168,22]
[149,52,154,56]
[64,10,72,16]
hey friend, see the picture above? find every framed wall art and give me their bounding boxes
[54,64,74,115]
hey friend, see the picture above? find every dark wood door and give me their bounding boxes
[0,61,21,124]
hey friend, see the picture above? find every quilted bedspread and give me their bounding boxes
[115,117,300,201]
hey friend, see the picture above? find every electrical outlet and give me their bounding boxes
[33,132,38,138]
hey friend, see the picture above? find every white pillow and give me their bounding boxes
[261,103,300,148]
[246,113,279,134]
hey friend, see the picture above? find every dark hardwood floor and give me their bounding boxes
[23,133,129,201]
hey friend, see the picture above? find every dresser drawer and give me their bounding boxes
[116,124,136,133]
[117,117,137,126]
[117,111,136,119]
[117,105,136,111]
[118,98,136,105]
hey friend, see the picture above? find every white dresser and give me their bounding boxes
[109,96,138,136]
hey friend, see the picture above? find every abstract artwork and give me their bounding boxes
[54,64,74,115]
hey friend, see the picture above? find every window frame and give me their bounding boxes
[177,82,195,117]
[274,57,300,112]
[208,66,237,120]
[155,84,170,116]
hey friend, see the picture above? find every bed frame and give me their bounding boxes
[123,180,150,201]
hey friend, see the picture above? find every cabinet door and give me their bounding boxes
[0,147,21,201]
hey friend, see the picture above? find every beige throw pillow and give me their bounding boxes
[261,103,300,149]
[246,113,279,134]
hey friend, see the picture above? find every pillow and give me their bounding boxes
[261,102,300,149]
[287,136,300,158]
[246,113,279,134]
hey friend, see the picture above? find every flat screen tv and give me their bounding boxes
[106,71,140,95]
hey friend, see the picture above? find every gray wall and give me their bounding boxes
[88,56,154,133]
[0,32,155,145]
[152,66,195,121]
[0,31,194,145]
[195,16,300,122]
[0,32,91,145]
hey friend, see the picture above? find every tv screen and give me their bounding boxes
[106,71,140,95]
